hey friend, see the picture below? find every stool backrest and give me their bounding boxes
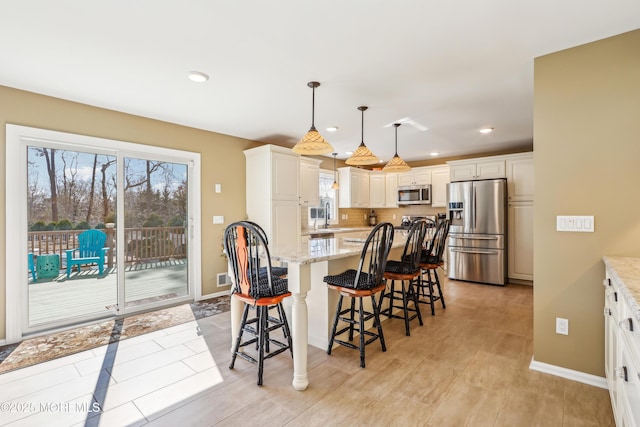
[401,219,429,271]
[353,222,394,289]
[224,221,278,298]
[430,219,451,262]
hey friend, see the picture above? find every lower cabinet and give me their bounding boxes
[604,258,640,426]
[508,201,533,281]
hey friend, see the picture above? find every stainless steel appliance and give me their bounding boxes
[397,185,431,205]
[447,179,507,286]
[395,215,436,230]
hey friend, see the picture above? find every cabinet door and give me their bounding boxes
[272,200,300,250]
[507,157,534,201]
[369,173,386,208]
[414,168,431,185]
[476,160,506,180]
[450,164,477,182]
[272,152,299,200]
[431,167,449,207]
[385,173,398,207]
[397,171,415,186]
[357,172,370,207]
[299,159,320,206]
[508,201,533,281]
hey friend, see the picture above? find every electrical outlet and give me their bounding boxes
[556,317,569,335]
[364,214,367,220]
[392,214,396,220]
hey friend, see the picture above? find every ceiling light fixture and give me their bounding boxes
[331,153,340,190]
[188,71,209,83]
[292,81,334,155]
[382,123,411,172]
[479,127,494,134]
[346,106,379,166]
[326,126,339,132]
[430,152,439,156]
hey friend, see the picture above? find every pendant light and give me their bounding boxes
[346,106,379,165]
[292,81,334,155]
[331,153,340,189]
[382,123,411,172]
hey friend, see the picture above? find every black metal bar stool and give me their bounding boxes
[417,219,450,315]
[323,223,394,368]
[378,219,429,336]
[224,221,293,386]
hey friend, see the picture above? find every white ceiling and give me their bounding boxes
[1,1,639,162]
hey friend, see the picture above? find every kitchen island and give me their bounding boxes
[229,229,408,391]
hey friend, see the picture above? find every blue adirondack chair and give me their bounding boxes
[66,229,109,278]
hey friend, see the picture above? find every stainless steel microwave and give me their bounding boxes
[397,185,431,205]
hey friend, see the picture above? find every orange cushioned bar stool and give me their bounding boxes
[323,222,394,368]
[224,221,292,386]
[378,219,428,336]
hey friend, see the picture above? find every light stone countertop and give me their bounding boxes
[300,226,374,236]
[272,229,409,265]
[603,256,640,322]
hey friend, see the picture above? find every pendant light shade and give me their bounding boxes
[346,106,379,165]
[383,123,411,172]
[293,81,334,155]
[331,152,340,189]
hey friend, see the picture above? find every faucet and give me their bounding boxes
[324,202,330,229]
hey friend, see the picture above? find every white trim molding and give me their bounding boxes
[529,357,608,389]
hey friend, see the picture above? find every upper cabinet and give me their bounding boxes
[299,157,321,206]
[506,154,534,201]
[385,173,398,208]
[398,167,431,186]
[338,167,370,208]
[270,150,300,200]
[430,166,450,207]
[369,171,386,208]
[448,159,506,182]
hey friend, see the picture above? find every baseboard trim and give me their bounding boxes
[199,290,230,301]
[529,357,608,389]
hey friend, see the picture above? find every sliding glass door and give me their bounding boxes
[7,125,201,337]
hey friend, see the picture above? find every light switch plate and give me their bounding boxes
[557,215,594,232]
[213,215,224,224]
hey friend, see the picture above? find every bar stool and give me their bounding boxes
[378,219,429,336]
[243,220,288,278]
[224,221,293,386]
[323,222,394,368]
[417,219,450,315]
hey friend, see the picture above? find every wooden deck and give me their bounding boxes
[27,260,188,327]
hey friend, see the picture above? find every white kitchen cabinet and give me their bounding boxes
[369,171,386,208]
[338,167,370,208]
[299,157,321,207]
[448,159,506,181]
[603,258,640,427]
[430,166,449,208]
[508,201,533,281]
[385,173,398,208]
[507,154,534,202]
[244,145,301,250]
[398,167,431,186]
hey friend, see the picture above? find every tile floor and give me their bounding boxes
[0,279,614,426]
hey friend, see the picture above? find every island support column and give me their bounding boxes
[286,261,311,391]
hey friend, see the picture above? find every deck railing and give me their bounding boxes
[27,226,187,267]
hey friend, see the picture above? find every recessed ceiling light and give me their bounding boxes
[326,126,339,132]
[479,127,494,134]
[345,151,353,156]
[188,71,209,83]
[430,152,439,156]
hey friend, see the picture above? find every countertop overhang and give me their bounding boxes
[603,256,640,321]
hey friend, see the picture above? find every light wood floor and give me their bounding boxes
[1,278,614,426]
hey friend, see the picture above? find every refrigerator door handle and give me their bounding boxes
[450,248,500,255]
[472,185,477,231]
[451,236,499,240]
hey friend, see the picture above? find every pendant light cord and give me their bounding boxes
[394,123,400,156]
[310,85,316,130]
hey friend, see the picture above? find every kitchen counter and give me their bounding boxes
[300,226,374,237]
[602,256,640,321]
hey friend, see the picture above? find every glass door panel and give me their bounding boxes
[122,157,189,308]
[26,146,118,328]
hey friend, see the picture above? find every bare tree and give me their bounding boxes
[40,148,59,222]
[86,154,98,222]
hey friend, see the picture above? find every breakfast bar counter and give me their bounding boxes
[229,229,407,391]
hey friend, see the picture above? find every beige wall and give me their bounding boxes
[0,85,262,340]
[533,29,640,376]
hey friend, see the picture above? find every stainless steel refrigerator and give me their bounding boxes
[447,178,507,286]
